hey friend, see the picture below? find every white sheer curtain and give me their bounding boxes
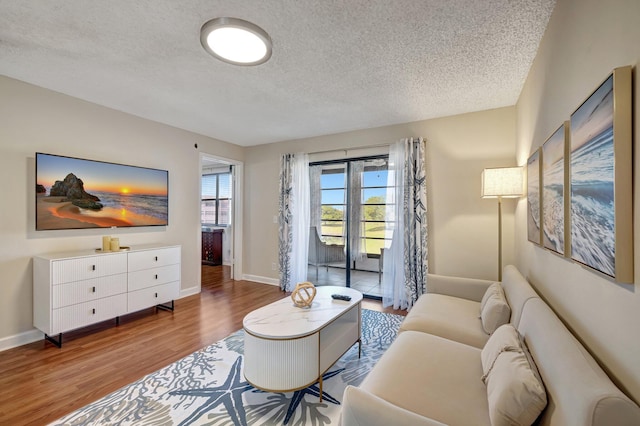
[349,160,365,263]
[278,153,310,292]
[309,165,322,231]
[382,138,428,310]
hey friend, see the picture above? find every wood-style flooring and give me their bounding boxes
[0,265,405,425]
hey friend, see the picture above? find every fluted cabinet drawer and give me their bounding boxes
[52,294,127,334]
[244,332,319,390]
[127,282,179,313]
[128,247,180,272]
[127,264,180,291]
[34,245,181,344]
[52,274,127,308]
[52,253,127,285]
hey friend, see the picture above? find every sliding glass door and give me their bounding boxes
[309,156,392,298]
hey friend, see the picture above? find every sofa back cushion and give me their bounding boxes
[518,298,640,426]
[501,265,539,328]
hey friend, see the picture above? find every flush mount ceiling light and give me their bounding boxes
[200,17,272,66]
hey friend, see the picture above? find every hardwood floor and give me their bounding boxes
[0,265,405,425]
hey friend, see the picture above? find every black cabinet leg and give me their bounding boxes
[45,333,62,348]
[156,300,175,312]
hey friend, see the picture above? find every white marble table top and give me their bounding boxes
[243,286,362,339]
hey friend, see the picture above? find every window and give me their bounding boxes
[320,166,346,245]
[361,160,393,255]
[202,172,231,226]
[313,157,393,255]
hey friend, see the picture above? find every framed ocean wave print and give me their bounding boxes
[527,148,542,245]
[569,66,633,283]
[542,122,570,257]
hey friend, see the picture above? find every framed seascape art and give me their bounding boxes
[569,66,633,282]
[36,153,169,230]
[527,148,542,245]
[542,122,569,257]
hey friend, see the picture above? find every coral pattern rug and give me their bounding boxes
[51,309,402,426]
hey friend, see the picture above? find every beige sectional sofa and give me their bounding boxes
[341,265,640,426]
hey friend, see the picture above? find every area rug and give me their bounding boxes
[51,309,403,426]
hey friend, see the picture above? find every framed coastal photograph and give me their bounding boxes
[36,152,169,230]
[569,66,633,282]
[542,122,569,256]
[527,149,542,245]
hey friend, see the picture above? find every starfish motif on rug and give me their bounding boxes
[50,311,404,426]
[170,356,252,426]
[282,368,344,425]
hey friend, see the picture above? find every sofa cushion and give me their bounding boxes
[399,293,489,348]
[480,284,511,334]
[485,347,547,426]
[427,273,495,302]
[360,330,491,426]
[481,324,521,377]
[341,386,448,426]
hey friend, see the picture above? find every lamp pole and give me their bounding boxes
[498,196,502,281]
[481,166,522,282]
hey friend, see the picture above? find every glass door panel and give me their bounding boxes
[309,157,391,299]
[309,164,348,287]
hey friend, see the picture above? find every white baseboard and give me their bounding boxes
[1,288,201,353]
[180,286,201,298]
[0,329,42,352]
[1,280,273,353]
[242,274,279,286]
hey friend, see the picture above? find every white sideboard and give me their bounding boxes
[33,244,181,347]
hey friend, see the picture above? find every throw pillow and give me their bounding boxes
[480,284,511,334]
[484,349,547,426]
[481,324,520,378]
[480,282,501,313]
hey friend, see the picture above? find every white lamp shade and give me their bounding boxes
[481,167,523,198]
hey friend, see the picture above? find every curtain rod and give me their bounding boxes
[308,142,391,156]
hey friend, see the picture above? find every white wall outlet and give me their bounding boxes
[271,262,277,270]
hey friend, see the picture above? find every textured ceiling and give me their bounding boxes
[0,0,555,146]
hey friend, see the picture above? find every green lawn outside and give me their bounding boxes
[320,222,391,255]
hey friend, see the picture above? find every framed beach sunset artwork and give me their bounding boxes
[542,122,569,256]
[527,148,542,245]
[569,66,633,282]
[36,153,169,230]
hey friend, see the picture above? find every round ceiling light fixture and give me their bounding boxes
[200,17,272,66]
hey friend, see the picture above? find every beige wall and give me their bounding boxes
[0,76,243,345]
[515,0,640,401]
[243,106,517,283]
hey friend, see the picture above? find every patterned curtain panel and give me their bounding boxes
[382,138,428,310]
[278,153,310,292]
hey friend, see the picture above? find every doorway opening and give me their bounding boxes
[200,154,243,289]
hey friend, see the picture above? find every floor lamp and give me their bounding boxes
[481,167,523,281]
